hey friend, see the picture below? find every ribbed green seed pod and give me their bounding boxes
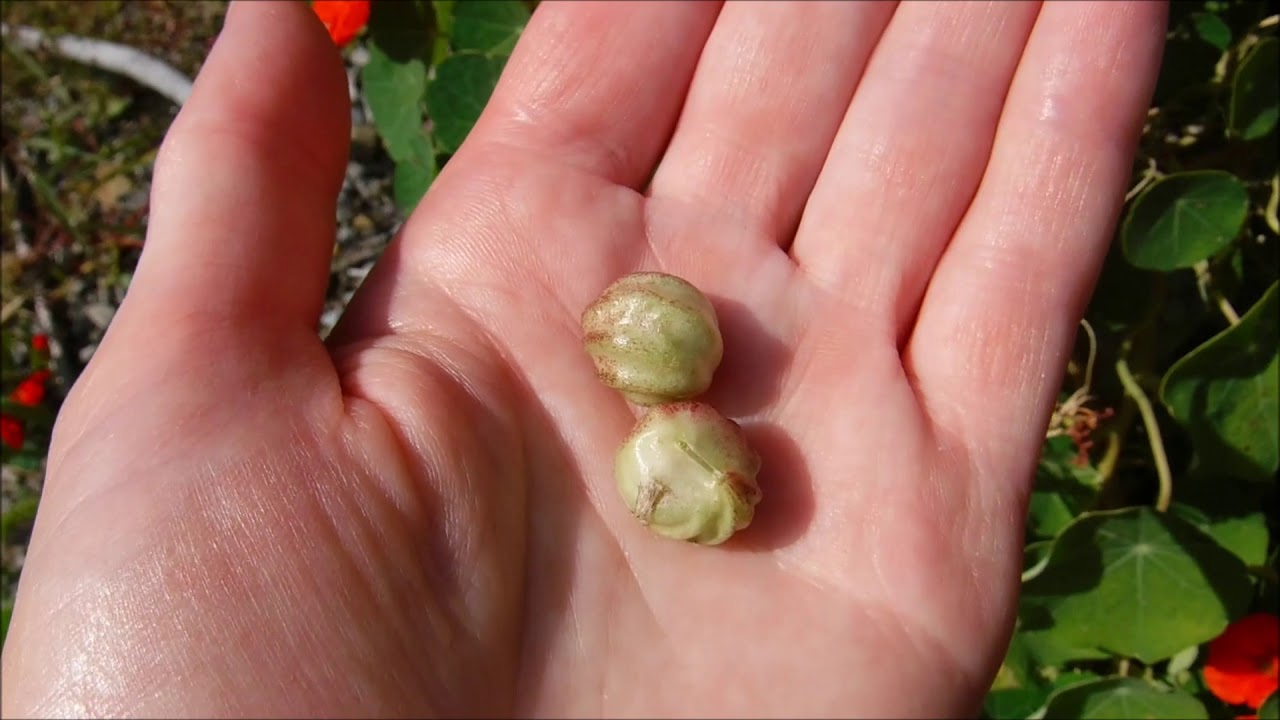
[615,402,762,545]
[581,272,723,405]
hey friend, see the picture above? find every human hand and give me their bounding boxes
[0,1,1167,717]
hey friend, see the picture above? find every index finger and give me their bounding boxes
[463,0,722,188]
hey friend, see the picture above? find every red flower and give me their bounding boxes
[32,334,49,353]
[311,0,370,47]
[1205,613,1280,709]
[0,414,23,450]
[9,369,52,407]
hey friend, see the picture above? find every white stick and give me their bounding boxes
[1,22,193,105]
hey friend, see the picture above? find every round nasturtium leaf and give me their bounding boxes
[1022,507,1252,663]
[1121,171,1249,271]
[361,43,427,164]
[424,53,508,154]
[1161,282,1279,482]
[451,0,529,56]
[1171,502,1270,567]
[1043,678,1208,720]
[1230,38,1278,141]
[983,688,1047,720]
[392,134,437,214]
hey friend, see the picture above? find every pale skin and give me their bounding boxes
[0,1,1167,717]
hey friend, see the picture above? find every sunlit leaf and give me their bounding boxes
[425,53,507,153]
[1121,171,1249,271]
[1022,507,1252,663]
[1029,437,1099,540]
[1161,282,1279,482]
[431,0,456,64]
[392,134,437,214]
[1230,38,1278,141]
[1042,678,1207,719]
[992,632,1037,691]
[451,0,529,56]
[362,44,427,163]
[983,687,1046,720]
[1171,502,1269,567]
[0,599,11,650]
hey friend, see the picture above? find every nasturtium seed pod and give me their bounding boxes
[582,272,723,406]
[615,402,762,545]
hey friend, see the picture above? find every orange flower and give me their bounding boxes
[311,0,371,47]
[0,414,23,450]
[1204,613,1280,709]
[9,369,51,407]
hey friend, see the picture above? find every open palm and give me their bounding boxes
[1,1,1167,717]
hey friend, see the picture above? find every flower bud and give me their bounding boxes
[615,402,762,545]
[582,272,723,406]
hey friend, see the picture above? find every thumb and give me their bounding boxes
[108,0,351,354]
[50,0,353,463]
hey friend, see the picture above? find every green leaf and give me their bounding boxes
[983,687,1046,720]
[431,0,457,65]
[1024,540,1053,576]
[1022,507,1252,663]
[362,43,427,164]
[1161,282,1279,482]
[425,53,507,154]
[1260,690,1279,720]
[1164,644,1199,677]
[1017,605,1111,666]
[0,598,11,649]
[1042,678,1207,719]
[992,632,1038,691]
[1230,38,1278,141]
[1029,436,1100,540]
[1,495,39,544]
[1191,13,1231,51]
[1050,670,1103,693]
[433,0,456,36]
[1121,171,1249,271]
[392,134,438,215]
[1027,490,1083,543]
[1171,502,1269,567]
[452,0,529,56]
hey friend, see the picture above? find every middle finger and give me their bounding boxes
[791,1,1042,342]
[646,0,897,248]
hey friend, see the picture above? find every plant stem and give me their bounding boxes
[1096,279,1166,494]
[1094,401,1134,486]
[1115,357,1173,512]
[1124,156,1162,202]
[1266,173,1279,235]
[1215,294,1241,326]
[1194,260,1242,327]
[1246,564,1280,584]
